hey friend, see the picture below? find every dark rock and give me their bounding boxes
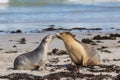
[5,50,18,53]
[93,33,120,40]
[52,48,59,54]
[86,34,92,35]
[0,73,41,80]
[43,27,69,31]
[0,71,116,80]
[82,38,94,44]
[49,58,59,64]
[102,50,111,53]
[87,28,102,31]
[102,59,111,62]
[17,38,26,44]
[50,68,56,72]
[64,59,70,62]
[70,27,86,30]
[43,71,112,80]
[16,30,22,33]
[0,48,3,50]
[116,29,120,30]
[102,46,108,49]
[110,33,120,37]
[99,46,108,50]
[97,46,111,53]
[70,28,102,32]
[13,45,17,48]
[115,46,120,47]
[97,46,108,50]
[49,25,55,27]
[91,42,98,45]
[93,35,116,40]
[48,48,59,55]
[88,65,120,73]
[43,27,56,31]
[9,40,13,42]
[113,59,120,61]
[11,30,22,33]
[29,29,41,33]
[47,52,52,55]
[0,30,4,32]
[97,49,111,53]
[93,35,101,40]
[10,31,16,33]
[57,28,69,30]
[115,74,120,80]
[48,48,68,55]
[118,41,120,43]
[96,40,103,43]
[55,50,67,55]
[110,27,115,29]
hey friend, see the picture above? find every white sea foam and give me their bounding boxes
[0,0,9,4]
[67,0,120,4]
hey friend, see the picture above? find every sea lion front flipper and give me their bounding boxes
[82,61,87,67]
[82,56,89,67]
[71,61,76,66]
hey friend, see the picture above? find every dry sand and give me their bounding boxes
[0,31,120,80]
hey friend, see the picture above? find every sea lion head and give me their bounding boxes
[56,32,75,40]
[42,34,55,45]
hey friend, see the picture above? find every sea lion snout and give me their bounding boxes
[56,33,60,36]
[44,34,55,44]
[56,32,74,39]
[52,35,56,39]
[47,34,55,39]
[56,32,62,39]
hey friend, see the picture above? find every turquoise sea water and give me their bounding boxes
[0,0,120,32]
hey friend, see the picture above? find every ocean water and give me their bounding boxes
[0,0,120,32]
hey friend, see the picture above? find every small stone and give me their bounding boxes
[17,38,26,44]
[13,45,17,48]
[82,38,94,44]
[16,29,22,33]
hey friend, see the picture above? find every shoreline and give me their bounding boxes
[0,26,119,35]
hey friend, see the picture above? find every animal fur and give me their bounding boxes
[56,32,101,66]
[14,34,54,70]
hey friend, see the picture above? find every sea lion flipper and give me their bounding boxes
[71,61,76,66]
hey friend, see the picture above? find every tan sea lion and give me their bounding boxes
[56,32,101,66]
[14,34,54,70]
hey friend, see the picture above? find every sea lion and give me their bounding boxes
[14,34,54,70]
[56,32,101,66]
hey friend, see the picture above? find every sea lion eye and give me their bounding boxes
[60,33,63,35]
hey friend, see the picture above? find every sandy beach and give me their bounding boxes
[0,31,119,80]
[0,0,120,79]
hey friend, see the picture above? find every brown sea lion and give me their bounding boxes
[56,32,101,66]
